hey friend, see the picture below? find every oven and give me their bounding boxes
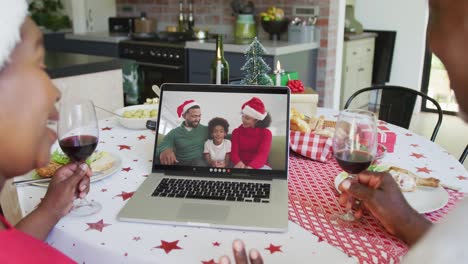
[119,40,187,104]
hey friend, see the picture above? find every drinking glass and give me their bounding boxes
[332,109,378,223]
[58,98,101,216]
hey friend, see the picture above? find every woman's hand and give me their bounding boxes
[39,163,91,219]
[219,240,263,264]
[234,162,246,169]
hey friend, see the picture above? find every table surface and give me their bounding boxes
[14,108,467,264]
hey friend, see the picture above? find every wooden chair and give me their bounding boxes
[344,85,443,142]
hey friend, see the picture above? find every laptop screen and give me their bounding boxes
[152,84,290,179]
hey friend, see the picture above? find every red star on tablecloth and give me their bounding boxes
[86,219,111,232]
[265,244,282,254]
[318,237,324,243]
[410,144,419,147]
[201,259,217,264]
[416,167,432,174]
[115,191,135,201]
[133,236,141,241]
[117,145,132,150]
[410,153,426,159]
[137,135,146,140]
[101,188,107,192]
[212,241,220,247]
[122,167,132,172]
[101,127,112,131]
[457,176,468,181]
[153,240,182,254]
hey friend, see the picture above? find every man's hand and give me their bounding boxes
[339,171,432,246]
[219,240,263,264]
[40,163,91,219]
[234,162,246,169]
[160,148,178,165]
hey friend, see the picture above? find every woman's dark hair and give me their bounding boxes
[255,113,272,128]
[208,117,230,139]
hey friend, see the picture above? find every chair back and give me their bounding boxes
[344,85,443,141]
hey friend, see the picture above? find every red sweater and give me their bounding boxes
[0,215,75,264]
[230,126,272,169]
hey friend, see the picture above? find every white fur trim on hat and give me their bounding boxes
[0,0,28,71]
[242,105,267,121]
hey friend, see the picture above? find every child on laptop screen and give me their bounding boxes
[204,117,232,168]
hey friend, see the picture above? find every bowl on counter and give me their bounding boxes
[260,19,290,40]
[114,104,158,130]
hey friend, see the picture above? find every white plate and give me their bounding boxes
[334,171,449,214]
[31,153,122,187]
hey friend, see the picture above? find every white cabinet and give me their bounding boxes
[71,0,116,33]
[340,36,376,109]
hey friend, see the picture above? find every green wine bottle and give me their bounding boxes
[210,35,229,84]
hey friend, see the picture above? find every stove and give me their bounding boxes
[119,33,195,104]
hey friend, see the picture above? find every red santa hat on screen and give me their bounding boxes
[0,0,28,71]
[241,97,267,121]
[177,99,200,118]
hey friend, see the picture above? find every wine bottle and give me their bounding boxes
[187,0,194,31]
[177,0,185,32]
[210,35,229,84]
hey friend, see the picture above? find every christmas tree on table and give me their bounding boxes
[240,37,273,85]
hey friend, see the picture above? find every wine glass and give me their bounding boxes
[332,109,378,224]
[58,98,101,216]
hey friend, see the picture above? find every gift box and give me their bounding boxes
[377,125,396,153]
[360,125,397,153]
[268,71,299,86]
[291,87,319,118]
[289,131,333,162]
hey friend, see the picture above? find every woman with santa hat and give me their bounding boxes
[0,2,263,262]
[231,97,273,170]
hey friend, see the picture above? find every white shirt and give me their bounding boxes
[403,198,468,263]
[204,139,231,161]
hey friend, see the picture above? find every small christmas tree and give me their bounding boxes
[240,37,273,85]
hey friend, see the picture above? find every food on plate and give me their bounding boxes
[89,152,115,172]
[36,161,63,178]
[290,108,336,136]
[389,166,440,192]
[144,98,159,105]
[122,109,158,119]
[35,150,115,178]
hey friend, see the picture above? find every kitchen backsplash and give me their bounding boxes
[116,0,339,107]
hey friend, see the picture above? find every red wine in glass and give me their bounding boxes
[59,135,98,163]
[58,98,101,216]
[331,109,378,225]
[335,150,373,174]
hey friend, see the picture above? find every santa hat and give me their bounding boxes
[0,0,28,71]
[177,99,199,118]
[241,97,267,121]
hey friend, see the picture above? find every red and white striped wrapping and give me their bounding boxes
[289,131,333,162]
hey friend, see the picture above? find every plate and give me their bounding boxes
[333,169,449,214]
[31,152,122,187]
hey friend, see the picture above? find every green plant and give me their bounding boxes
[29,0,71,32]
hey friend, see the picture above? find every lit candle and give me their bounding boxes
[275,60,284,86]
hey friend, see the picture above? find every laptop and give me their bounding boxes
[118,83,290,232]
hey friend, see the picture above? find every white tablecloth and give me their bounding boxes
[14,108,467,263]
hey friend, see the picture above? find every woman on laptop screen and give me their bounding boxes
[231,97,273,170]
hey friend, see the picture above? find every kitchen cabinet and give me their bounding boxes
[44,33,120,57]
[340,35,376,109]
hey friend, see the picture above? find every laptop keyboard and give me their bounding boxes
[151,178,271,203]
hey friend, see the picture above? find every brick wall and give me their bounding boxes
[117,0,339,107]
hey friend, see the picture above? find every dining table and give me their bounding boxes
[12,108,467,264]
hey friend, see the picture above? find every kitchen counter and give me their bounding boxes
[45,51,127,79]
[185,39,320,55]
[65,32,129,43]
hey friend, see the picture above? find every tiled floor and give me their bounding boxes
[409,112,468,169]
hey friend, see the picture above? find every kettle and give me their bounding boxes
[134,12,156,33]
